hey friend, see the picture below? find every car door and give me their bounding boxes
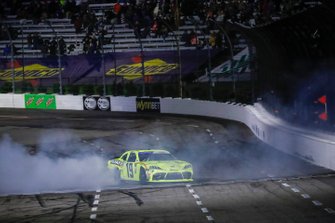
[125,152,137,180]
[119,152,130,179]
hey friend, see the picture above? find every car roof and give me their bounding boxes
[126,149,170,154]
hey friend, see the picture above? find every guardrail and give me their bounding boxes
[0,93,334,171]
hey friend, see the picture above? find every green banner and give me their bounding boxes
[24,94,56,109]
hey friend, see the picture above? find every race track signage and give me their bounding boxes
[136,98,160,113]
[83,96,110,111]
[0,50,217,85]
[24,94,56,109]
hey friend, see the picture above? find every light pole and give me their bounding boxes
[159,18,183,98]
[4,25,15,94]
[189,18,213,100]
[20,19,26,85]
[112,24,117,95]
[45,20,63,95]
[136,34,146,96]
[99,33,106,96]
[209,18,236,101]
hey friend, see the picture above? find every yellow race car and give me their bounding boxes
[107,149,193,183]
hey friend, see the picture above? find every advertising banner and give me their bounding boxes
[83,96,111,111]
[24,94,56,109]
[0,50,218,86]
[197,47,251,82]
[136,98,160,113]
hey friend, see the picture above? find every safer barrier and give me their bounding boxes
[0,93,334,170]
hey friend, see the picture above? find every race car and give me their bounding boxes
[107,149,193,183]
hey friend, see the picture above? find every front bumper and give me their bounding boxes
[147,170,193,182]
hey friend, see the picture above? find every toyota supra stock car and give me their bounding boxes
[107,149,193,183]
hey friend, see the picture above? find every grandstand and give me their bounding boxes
[0,0,326,101]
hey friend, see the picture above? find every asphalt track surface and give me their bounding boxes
[0,108,334,222]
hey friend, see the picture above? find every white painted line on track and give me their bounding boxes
[291,188,300,193]
[91,207,98,212]
[324,208,335,214]
[280,181,334,216]
[207,216,215,221]
[90,189,101,221]
[90,214,97,220]
[193,194,200,199]
[196,201,203,205]
[187,124,199,128]
[156,137,160,141]
[206,129,211,133]
[281,183,290,187]
[93,200,99,205]
[186,185,215,222]
[301,194,311,199]
[214,141,219,144]
[201,208,209,213]
[312,200,323,206]
[209,133,213,137]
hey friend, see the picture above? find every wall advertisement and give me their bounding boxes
[24,94,56,109]
[136,98,160,113]
[83,96,111,111]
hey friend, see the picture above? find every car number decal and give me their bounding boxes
[126,163,134,178]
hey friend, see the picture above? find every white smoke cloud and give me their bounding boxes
[116,121,329,182]
[0,133,118,196]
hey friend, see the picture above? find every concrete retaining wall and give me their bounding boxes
[0,93,334,170]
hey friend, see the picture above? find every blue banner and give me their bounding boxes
[0,50,216,86]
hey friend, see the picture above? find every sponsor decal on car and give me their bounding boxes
[111,160,123,166]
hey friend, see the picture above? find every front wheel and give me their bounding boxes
[139,168,147,185]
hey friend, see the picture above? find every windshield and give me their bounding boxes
[147,153,176,161]
[138,152,176,161]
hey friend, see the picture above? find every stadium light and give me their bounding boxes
[44,20,63,95]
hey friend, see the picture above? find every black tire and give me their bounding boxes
[139,168,147,185]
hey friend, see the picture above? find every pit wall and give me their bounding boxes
[1,93,334,170]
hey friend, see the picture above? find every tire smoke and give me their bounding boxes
[0,133,118,196]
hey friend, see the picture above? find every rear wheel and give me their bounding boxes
[139,168,147,184]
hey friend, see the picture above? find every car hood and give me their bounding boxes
[144,160,191,170]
